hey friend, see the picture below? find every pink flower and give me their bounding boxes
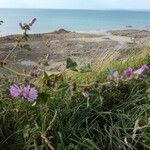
[108,70,120,80]
[134,65,149,75]
[142,64,149,71]
[124,67,133,78]
[23,85,38,102]
[112,70,120,78]
[10,84,22,97]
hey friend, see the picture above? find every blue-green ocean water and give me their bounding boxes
[1,9,150,35]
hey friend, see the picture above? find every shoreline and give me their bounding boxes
[1,27,150,37]
[1,28,150,73]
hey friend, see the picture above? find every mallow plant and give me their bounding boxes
[0,19,150,150]
[1,18,150,103]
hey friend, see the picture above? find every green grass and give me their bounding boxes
[0,49,150,150]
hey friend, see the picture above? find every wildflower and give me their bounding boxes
[82,88,89,98]
[124,67,133,78]
[108,70,120,80]
[134,64,149,75]
[10,84,22,97]
[141,64,149,71]
[82,91,89,98]
[29,18,37,26]
[82,88,90,107]
[19,22,23,29]
[23,85,38,102]
[112,70,120,78]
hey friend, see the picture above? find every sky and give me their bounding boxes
[0,0,150,10]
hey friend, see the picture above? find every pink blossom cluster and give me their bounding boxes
[110,64,149,80]
[10,84,38,102]
[82,64,149,98]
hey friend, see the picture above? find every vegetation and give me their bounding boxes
[0,19,150,150]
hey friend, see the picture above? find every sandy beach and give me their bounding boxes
[1,29,150,73]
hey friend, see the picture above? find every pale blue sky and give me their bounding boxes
[0,0,150,10]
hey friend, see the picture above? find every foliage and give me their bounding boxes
[66,57,78,71]
[22,44,32,51]
[1,19,150,150]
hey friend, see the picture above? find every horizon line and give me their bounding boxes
[0,7,150,12]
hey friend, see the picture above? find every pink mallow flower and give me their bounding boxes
[109,70,120,80]
[134,65,149,75]
[124,67,133,78]
[23,85,38,102]
[108,70,121,80]
[10,84,22,97]
[112,70,119,78]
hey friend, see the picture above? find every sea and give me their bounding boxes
[1,8,150,36]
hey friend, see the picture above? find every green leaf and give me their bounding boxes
[23,125,30,139]
[39,60,49,66]
[42,71,61,81]
[23,44,32,51]
[66,58,78,71]
[80,64,92,73]
[58,82,72,97]
[43,72,49,80]
[146,88,150,93]
[45,71,61,76]
[90,90,103,106]
[146,88,150,99]
[34,78,43,87]
[37,92,49,104]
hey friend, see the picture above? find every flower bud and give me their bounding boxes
[124,67,133,78]
[29,18,37,26]
[19,22,23,29]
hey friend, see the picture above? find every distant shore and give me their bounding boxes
[1,27,150,37]
[1,28,150,74]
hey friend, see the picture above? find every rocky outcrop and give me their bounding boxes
[52,29,71,34]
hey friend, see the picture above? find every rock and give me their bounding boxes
[52,28,71,34]
[0,20,3,25]
[126,25,133,28]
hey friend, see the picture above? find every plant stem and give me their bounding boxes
[3,66,30,77]
[3,43,18,62]
[78,82,111,87]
